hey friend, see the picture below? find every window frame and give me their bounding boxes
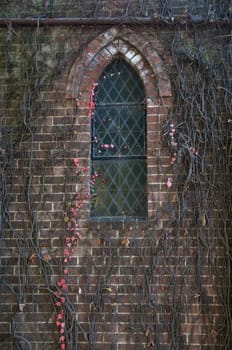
[90,58,148,222]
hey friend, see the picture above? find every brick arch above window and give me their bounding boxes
[66,26,172,105]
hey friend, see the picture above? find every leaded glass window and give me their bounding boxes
[90,58,147,220]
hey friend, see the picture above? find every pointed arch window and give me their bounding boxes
[90,58,147,220]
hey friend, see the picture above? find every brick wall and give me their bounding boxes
[0,6,231,350]
[0,0,231,18]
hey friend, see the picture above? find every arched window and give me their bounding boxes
[90,58,147,220]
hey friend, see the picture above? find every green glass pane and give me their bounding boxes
[92,104,146,158]
[93,106,119,133]
[95,59,145,103]
[119,105,145,130]
[91,160,147,219]
[91,59,147,220]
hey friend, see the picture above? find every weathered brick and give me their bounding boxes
[0,7,230,350]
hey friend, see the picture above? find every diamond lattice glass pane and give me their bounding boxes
[91,160,147,219]
[95,59,145,104]
[91,58,147,220]
[92,104,146,158]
